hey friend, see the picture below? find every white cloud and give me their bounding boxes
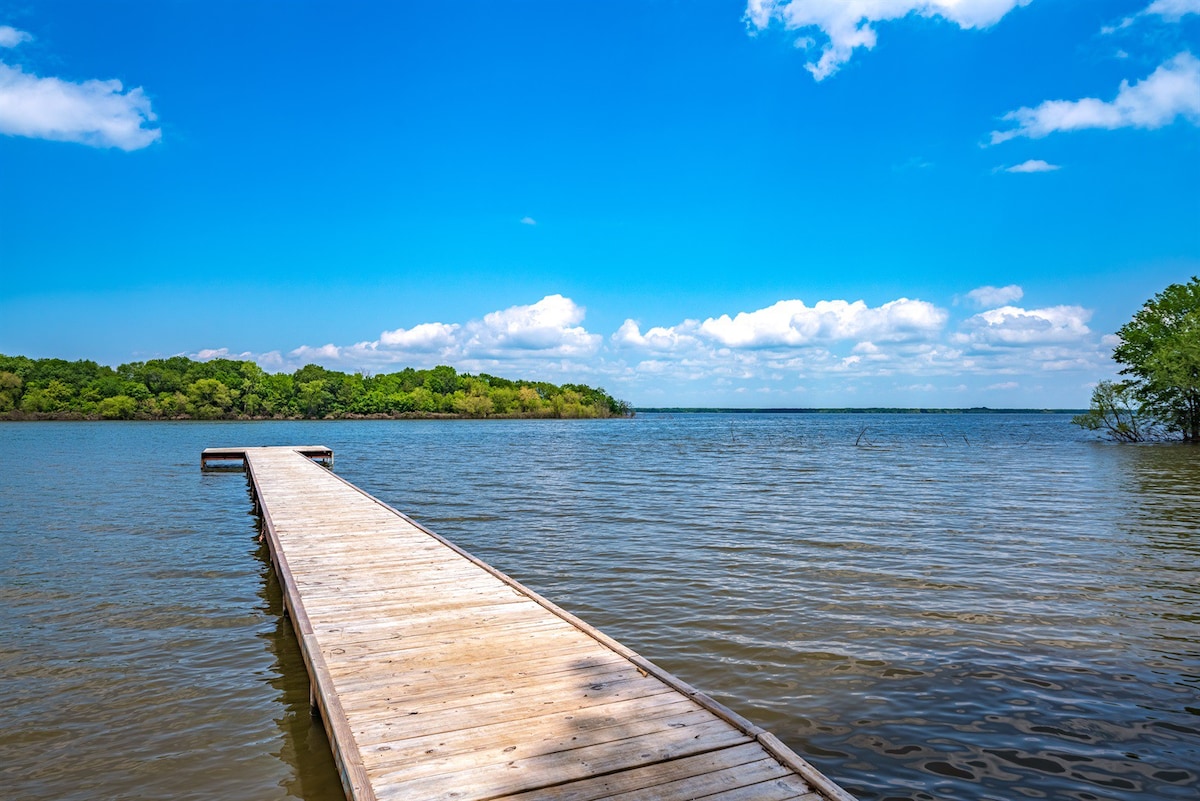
[1143,0,1200,20]
[613,298,947,359]
[286,295,603,373]
[957,305,1092,346]
[991,52,1200,143]
[0,61,161,150]
[290,343,341,361]
[745,0,1030,80]
[965,284,1024,307]
[612,319,704,352]
[199,291,1112,407]
[520,216,537,225]
[698,298,947,347]
[988,381,1020,390]
[193,348,254,361]
[1004,159,1061,173]
[463,294,601,356]
[379,322,460,351]
[0,25,32,48]
[1105,0,1200,32]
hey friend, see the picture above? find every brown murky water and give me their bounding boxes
[2,416,1197,800]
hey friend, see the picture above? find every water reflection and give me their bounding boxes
[255,537,343,800]
[341,415,1200,801]
[3,418,1198,801]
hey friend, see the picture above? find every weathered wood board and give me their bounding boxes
[209,446,858,801]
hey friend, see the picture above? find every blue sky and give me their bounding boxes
[1,0,1197,407]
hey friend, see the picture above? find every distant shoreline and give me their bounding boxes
[636,407,1086,415]
[0,407,1087,421]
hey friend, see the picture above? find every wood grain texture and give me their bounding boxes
[214,446,856,801]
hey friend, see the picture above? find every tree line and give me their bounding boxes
[0,355,634,421]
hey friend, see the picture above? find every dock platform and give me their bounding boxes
[207,445,857,801]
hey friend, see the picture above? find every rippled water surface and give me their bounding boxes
[2,415,1197,800]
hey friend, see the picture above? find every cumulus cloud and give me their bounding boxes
[0,25,32,48]
[1004,159,1061,173]
[957,305,1092,346]
[463,294,601,356]
[700,298,947,347]
[520,216,537,226]
[379,322,460,351]
[290,343,341,361]
[285,295,602,373]
[193,290,1112,405]
[744,0,1030,80]
[991,52,1200,143]
[615,298,947,354]
[0,51,161,150]
[965,284,1024,307]
[612,319,704,352]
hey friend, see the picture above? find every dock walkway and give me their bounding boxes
[204,445,856,801]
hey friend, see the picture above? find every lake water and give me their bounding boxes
[1,415,1197,800]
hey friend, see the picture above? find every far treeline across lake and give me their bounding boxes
[0,355,633,420]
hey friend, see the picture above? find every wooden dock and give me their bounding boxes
[204,445,857,801]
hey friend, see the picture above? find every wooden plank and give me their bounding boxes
[365,707,725,777]
[350,683,682,742]
[324,623,614,671]
[596,759,804,801]
[209,446,857,801]
[454,743,774,801]
[310,604,565,646]
[334,656,651,704]
[369,723,752,801]
[357,697,704,769]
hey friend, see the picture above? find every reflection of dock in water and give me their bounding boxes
[203,445,857,801]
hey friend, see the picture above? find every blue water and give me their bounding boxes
[2,415,1197,800]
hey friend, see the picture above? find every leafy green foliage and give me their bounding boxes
[0,354,633,421]
[1076,277,1200,441]
[1071,381,1161,442]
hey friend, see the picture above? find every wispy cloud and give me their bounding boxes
[0,26,161,151]
[520,216,537,225]
[193,348,254,361]
[1003,159,1061,173]
[744,0,1030,80]
[0,25,32,48]
[1104,0,1200,33]
[991,52,1200,143]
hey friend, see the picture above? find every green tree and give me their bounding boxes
[0,371,22,412]
[297,379,334,417]
[1110,277,1200,441]
[186,379,234,419]
[1072,381,1160,442]
[21,379,76,413]
[97,395,139,420]
[423,365,460,396]
[260,373,296,417]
